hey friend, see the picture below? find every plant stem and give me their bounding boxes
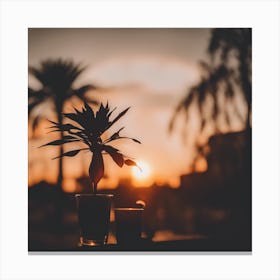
[93,182,97,194]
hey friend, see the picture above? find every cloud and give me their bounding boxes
[90,55,200,93]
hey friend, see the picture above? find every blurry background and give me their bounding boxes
[28,28,251,250]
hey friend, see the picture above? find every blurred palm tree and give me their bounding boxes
[28,58,97,192]
[170,29,252,243]
[170,28,251,165]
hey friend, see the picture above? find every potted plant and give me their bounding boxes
[41,101,141,246]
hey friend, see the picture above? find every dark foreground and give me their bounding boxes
[29,236,251,252]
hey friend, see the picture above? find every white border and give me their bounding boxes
[0,0,279,279]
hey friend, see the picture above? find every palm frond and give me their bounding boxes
[170,28,252,166]
[29,59,87,102]
[73,84,97,98]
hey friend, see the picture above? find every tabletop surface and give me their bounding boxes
[29,236,251,252]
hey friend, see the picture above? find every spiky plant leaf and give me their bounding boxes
[124,159,142,171]
[40,136,80,147]
[52,149,86,159]
[104,127,125,143]
[124,159,137,166]
[107,136,141,144]
[103,145,124,167]
[41,101,140,192]
[107,107,130,130]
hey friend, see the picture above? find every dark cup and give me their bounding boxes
[115,208,144,245]
[75,194,113,246]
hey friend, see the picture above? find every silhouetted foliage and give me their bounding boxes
[41,101,141,193]
[170,28,252,160]
[169,29,252,243]
[29,58,97,190]
[29,58,98,230]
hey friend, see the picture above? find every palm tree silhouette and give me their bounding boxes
[170,28,251,149]
[29,58,97,195]
[169,29,252,244]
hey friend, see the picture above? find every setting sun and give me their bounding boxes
[132,160,151,180]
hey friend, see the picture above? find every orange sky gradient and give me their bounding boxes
[28,28,231,191]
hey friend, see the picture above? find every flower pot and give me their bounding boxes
[114,208,144,245]
[75,194,113,246]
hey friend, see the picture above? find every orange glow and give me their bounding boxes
[131,160,153,187]
[28,29,218,190]
[132,160,151,180]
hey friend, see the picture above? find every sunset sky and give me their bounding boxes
[28,28,212,190]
